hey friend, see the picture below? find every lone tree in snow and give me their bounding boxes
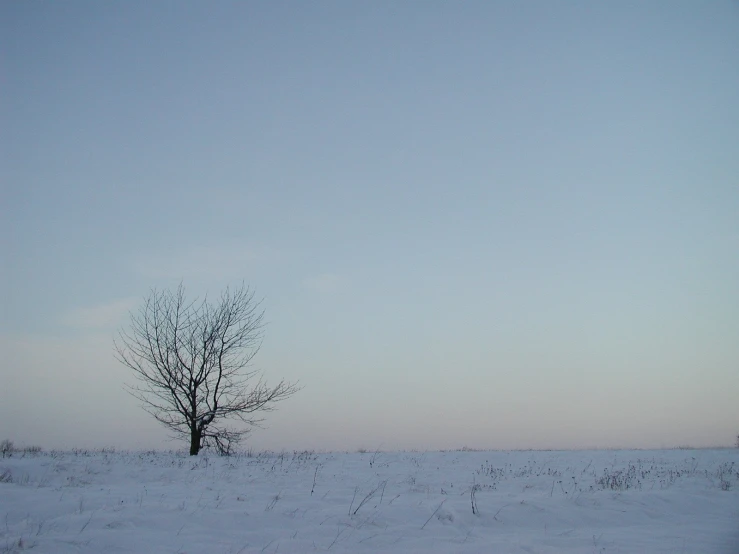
[116,283,299,455]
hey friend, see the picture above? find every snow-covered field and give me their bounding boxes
[1,448,737,553]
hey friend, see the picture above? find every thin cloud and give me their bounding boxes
[301,273,345,294]
[132,243,280,281]
[62,297,139,329]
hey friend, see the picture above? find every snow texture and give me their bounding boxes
[1,448,737,553]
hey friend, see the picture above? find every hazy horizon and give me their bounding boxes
[2,1,738,453]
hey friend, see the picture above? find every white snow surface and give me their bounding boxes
[1,448,737,553]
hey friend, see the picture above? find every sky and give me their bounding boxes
[1,1,738,452]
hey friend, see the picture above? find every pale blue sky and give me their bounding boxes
[2,1,738,451]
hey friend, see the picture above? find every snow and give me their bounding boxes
[1,448,737,553]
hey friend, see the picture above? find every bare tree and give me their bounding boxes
[115,283,299,455]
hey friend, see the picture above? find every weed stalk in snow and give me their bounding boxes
[421,499,446,530]
[471,484,481,515]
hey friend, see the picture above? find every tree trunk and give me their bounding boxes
[190,428,201,456]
